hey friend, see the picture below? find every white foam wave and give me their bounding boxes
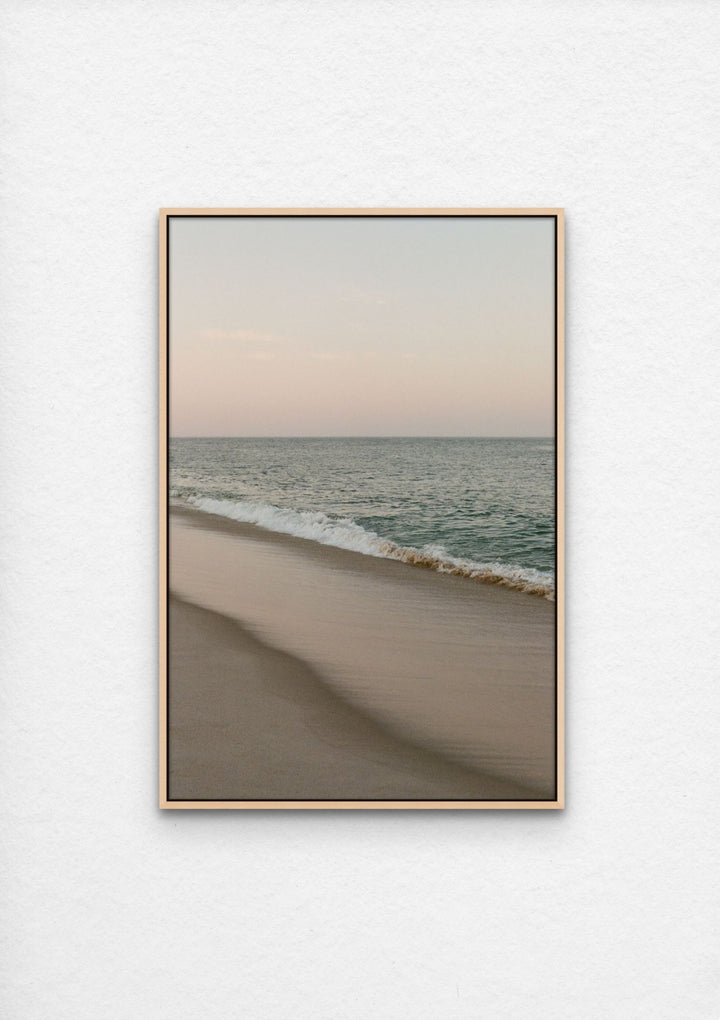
[184,495,555,600]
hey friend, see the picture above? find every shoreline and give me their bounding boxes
[172,495,555,600]
[170,502,554,602]
[168,505,557,800]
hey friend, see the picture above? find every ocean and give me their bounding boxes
[169,436,555,599]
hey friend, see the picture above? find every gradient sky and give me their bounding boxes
[169,215,556,436]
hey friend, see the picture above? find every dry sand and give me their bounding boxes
[167,505,557,803]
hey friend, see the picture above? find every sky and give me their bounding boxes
[169,214,556,436]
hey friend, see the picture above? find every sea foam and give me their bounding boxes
[183,495,555,600]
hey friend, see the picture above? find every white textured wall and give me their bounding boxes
[2,2,719,1017]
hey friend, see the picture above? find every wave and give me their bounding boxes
[177,494,555,600]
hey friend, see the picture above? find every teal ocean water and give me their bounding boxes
[169,437,555,598]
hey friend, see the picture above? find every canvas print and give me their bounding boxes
[160,209,564,809]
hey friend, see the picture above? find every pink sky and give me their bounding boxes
[169,214,556,436]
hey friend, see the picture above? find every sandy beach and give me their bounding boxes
[167,505,557,803]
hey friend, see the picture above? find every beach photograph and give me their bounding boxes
[160,209,563,808]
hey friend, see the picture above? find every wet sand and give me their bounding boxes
[168,596,540,802]
[167,505,557,802]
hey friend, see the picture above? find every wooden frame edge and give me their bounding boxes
[159,799,564,810]
[159,211,168,809]
[556,209,566,811]
[159,207,564,217]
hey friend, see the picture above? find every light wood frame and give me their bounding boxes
[159,208,565,810]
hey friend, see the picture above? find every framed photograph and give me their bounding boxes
[160,208,564,809]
